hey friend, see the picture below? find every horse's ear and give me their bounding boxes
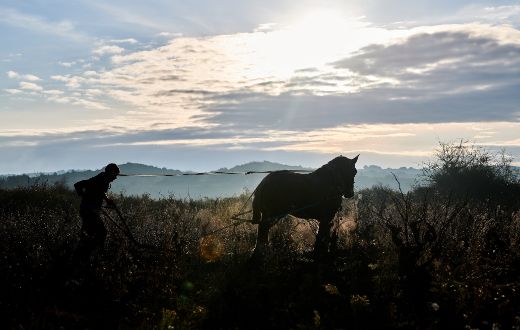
[353,154,359,164]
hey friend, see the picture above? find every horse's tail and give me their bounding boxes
[252,196,261,224]
[252,182,270,225]
[249,179,265,224]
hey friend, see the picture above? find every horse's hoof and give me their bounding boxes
[250,249,265,263]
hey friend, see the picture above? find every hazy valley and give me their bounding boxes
[0,161,422,198]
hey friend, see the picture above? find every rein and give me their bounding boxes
[101,206,157,250]
[118,170,312,177]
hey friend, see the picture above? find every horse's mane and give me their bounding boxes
[313,156,348,176]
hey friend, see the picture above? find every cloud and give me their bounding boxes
[59,61,75,67]
[93,45,125,56]
[32,22,520,133]
[42,89,64,95]
[201,26,520,128]
[43,94,108,110]
[333,28,520,82]
[5,75,107,110]
[4,88,22,94]
[1,121,518,174]
[88,2,174,32]
[19,81,43,91]
[7,70,19,78]
[454,5,520,25]
[7,70,41,81]
[157,32,183,38]
[51,74,91,89]
[0,7,89,41]
[23,74,41,81]
[110,38,138,44]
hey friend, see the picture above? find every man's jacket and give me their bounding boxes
[74,172,111,211]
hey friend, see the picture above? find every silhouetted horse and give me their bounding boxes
[252,155,359,260]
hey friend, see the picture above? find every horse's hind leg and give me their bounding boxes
[252,220,271,260]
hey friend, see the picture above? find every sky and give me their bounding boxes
[1,0,520,174]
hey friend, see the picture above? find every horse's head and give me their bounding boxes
[325,155,359,198]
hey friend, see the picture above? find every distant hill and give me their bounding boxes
[0,162,423,198]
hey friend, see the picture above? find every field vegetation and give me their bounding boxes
[1,142,519,329]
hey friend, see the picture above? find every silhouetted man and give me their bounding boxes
[73,163,120,262]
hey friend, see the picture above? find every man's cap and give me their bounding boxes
[105,163,120,174]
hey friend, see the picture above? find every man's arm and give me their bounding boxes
[104,193,116,207]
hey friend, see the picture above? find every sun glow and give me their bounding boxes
[286,10,360,64]
[215,9,400,89]
[289,9,359,46]
[246,10,364,77]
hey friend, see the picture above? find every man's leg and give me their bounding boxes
[75,210,107,263]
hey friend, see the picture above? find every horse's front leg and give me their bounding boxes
[314,218,332,260]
